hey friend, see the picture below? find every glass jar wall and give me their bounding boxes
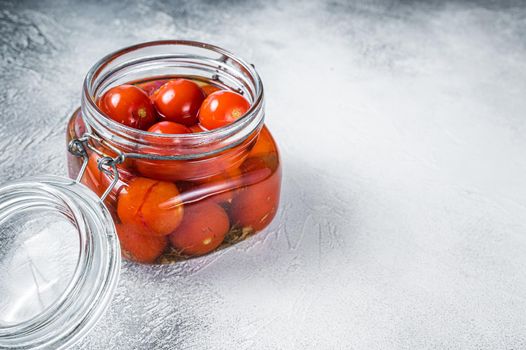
[66,41,281,264]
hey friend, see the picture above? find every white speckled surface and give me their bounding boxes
[1,0,526,348]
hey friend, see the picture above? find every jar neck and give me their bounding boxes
[80,40,265,156]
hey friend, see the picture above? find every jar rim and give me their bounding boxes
[0,176,120,349]
[81,40,265,150]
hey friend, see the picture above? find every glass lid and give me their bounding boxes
[0,176,120,349]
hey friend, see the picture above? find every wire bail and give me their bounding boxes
[67,133,123,201]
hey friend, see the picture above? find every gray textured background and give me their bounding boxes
[2,0,526,349]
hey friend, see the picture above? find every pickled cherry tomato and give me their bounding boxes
[135,79,169,96]
[201,84,221,96]
[231,158,281,231]
[195,167,242,204]
[198,91,251,130]
[116,223,167,263]
[97,85,157,130]
[249,126,277,158]
[148,121,191,134]
[117,177,183,236]
[188,124,207,133]
[169,201,229,256]
[153,79,205,126]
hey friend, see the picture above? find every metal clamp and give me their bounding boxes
[67,133,123,201]
[67,122,259,200]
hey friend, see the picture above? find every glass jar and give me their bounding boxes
[66,41,281,264]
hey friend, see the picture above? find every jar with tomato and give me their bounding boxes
[66,41,281,264]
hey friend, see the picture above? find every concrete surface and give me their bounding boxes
[1,0,526,348]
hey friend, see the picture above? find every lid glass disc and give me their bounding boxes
[0,204,79,325]
[0,176,120,350]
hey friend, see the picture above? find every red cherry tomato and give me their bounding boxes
[153,79,205,126]
[248,126,277,158]
[117,177,183,236]
[198,90,250,130]
[231,158,281,231]
[201,84,221,96]
[135,79,169,96]
[97,84,157,130]
[194,166,243,204]
[169,201,229,256]
[188,124,207,133]
[148,121,191,134]
[116,223,167,263]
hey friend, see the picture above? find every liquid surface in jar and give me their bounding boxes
[67,77,281,264]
